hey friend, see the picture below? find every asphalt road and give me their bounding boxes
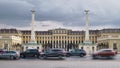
[0,54,120,68]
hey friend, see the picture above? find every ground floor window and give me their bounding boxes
[113,43,117,50]
[26,47,28,50]
[81,47,83,49]
[4,44,9,50]
[37,47,39,50]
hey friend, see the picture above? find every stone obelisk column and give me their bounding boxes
[31,9,36,43]
[84,10,90,43]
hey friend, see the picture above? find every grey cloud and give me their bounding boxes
[0,0,33,26]
[0,0,120,28]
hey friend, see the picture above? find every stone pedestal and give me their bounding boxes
[79,43,96,55]
[22,42,42,51]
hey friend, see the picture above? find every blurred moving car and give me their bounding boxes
[0,50,20,60]
[92,49,117,59]
[66,49,86,57]
[20,49,40,58]
[40,48,66,59]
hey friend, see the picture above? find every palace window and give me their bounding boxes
[23,36,25,38]
[113,43,117,50]
[59,36,61,39]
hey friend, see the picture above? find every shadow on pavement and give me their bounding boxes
[92,57,116,60]
[40,57,65,61]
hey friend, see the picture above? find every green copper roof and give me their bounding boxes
[23,41,41,45]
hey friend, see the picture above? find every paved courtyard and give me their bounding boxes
[0,54,120,68]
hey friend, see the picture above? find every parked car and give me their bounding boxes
[40,48,66,59]
[92,49,117,59]
[0,50,20,60]
[66,49,86,57]
[20,49,40,58]
[0,49,6,53]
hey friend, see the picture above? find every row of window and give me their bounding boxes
[23,36,97,39]
[22,31,98,35]
[23,40,97,44]
[0,30,18,33]
[101,29,120,33]
[52,30,68,34]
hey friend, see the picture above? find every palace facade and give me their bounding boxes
[0,28,120,52]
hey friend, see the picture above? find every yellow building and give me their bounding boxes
[0,28,120,52]
[97,29,120,52]
[0,29,22,51]
[21,28,98,51]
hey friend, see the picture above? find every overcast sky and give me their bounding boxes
[0,0,120,31]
